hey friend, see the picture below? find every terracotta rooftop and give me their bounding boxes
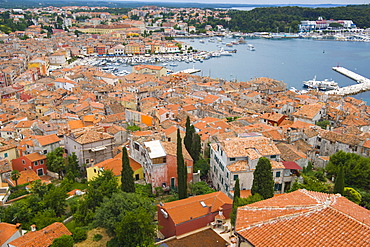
[158,191,232,225]
[24,152,46,162]
[8,222,72,247]
[214,136,280,159]
[0,222,20,246]
[34,134,60,146]
[236,189,370,247]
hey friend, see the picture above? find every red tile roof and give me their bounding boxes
[8,222,71,247]
[236,189,370,247]
[34,134,60,146]
[0,222,20,246]
[158,191,232,225]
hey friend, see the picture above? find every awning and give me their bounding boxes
[282,161,302,170]
[91,146,107,152]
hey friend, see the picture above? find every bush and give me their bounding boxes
[8,189,29,200]
[93,233,103,241]
[72,227,87,243]
[52,235,74,247]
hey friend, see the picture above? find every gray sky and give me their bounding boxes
[121,0,367,4]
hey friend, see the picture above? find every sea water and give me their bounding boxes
[174,37,370,103]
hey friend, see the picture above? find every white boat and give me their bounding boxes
[247,44,255,51]
[169,63,178,67]
[303,76,339,90]
[219,48,232,56]
[199,40,205,43]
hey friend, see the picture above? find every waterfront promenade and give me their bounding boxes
[326,66,370,96]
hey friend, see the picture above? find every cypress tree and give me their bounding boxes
[233,178,240,205]
[334,164,345,195]
[177,129,187,199]
[184,116,193,154]
[121,147,135,193]
[251,157,274,199]
[190,132,201,163]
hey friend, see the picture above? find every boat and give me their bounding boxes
[226,43,233,47]
[169,63,178,67]
[199,40,205,43]
[247,44,255,51]
[303,76,339,90]
[219,48,232,56]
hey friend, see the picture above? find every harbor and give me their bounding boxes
[326,66,370,96]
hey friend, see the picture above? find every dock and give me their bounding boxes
[173,68,201,74]
[326,66,370,96]
[332,66,370,83]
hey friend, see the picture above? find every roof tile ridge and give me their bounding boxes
[164,193,217,210]
[238,205,326,233]
[329,198,370,228]
[299,189,323,204]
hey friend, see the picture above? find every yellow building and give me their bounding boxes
[28,57,49,76]
[87,156,143,184]
[0,143,18,161]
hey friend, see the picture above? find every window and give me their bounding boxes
[22,159,25,164]
[274,183,282,191]
[233,174,238,181]
[74,145,76,150]
[43,150,47,154]
[34,161,38,166]
[134,143,140,151]
[86,159,90,164]
[271,155,276,159]
[40,160,44,165]
[37,168,44,176]
[4,153,8,158]
[276,171,281,177]
[229,157,235,161]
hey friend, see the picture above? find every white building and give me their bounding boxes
[209,134,285,197]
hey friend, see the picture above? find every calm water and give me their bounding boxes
[172,37,370,103]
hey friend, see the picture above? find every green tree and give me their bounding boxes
[316,120,331,129]
[93,191,156,236]
[66,152,81,179]
[193,158,210,178]
[290,175,329,193]
[43,184,68,217]
[184,116,193,153]
[177,129,187,199]
[251,157,274,199]
[334,164,345,195]
[121,147,135,193]
[73,170,118,226]
[326,150,370,190]
[51,234,74,247]
[189,181,215,195]
[233,178,240,204]
[343,187,362,204]
[32,209,62,229]
[115,207,156,247]
[190,132,201,163]
[71,227,87,243]
[11,170,20,186]
[46,147,66,179]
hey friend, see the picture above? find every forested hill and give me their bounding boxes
[224,5,370,33]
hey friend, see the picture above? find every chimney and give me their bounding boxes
[218,207,223,216]
[30,224,36,232]
[16,223,21,229]
[208,206,212,214]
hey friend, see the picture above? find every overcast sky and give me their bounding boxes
[121,0,367,4]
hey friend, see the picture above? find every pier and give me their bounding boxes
[326,66,370,96]
[173,68,201,74]
[332,66,370,83]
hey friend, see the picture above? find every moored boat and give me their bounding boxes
[303,76,339,90]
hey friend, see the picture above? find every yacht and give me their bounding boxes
[303,76,339,90]
[247,44,255,51]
